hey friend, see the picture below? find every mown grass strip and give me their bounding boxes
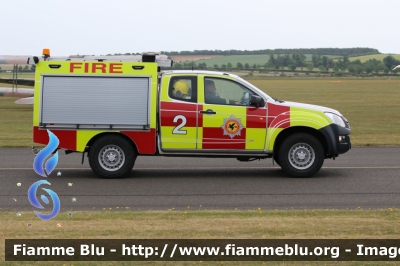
[1,210,400,265]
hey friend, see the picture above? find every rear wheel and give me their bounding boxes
[277,133,324,177]
[89,135,136,178]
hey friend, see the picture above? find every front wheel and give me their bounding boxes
[89,135,136,178]
[277,133,324,177]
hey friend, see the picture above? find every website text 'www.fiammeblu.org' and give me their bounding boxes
[155,243,340,258]
[6,239,400,261]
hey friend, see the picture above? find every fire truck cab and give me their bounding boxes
[31,52,351,178]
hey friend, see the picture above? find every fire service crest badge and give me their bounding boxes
[221,115,244,138]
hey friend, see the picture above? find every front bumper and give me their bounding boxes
[338,135,351,154]
[319,123,351,157]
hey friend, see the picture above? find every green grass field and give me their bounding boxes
[349,54,400,63]
[1,210,400,265]
[1,78,399,147]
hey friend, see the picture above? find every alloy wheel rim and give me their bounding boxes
[98,145,125,171]
[288,143,315,170]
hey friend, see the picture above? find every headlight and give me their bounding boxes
[325,112,346,128]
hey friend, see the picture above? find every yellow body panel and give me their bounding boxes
[197,128,203,149]
[290,107,331,129]
[246,128,266,150]
[160,126,197,149]
[266,127,284,151]
[76,130,115,151]
[201,105,247,128]
[159,75,173,103]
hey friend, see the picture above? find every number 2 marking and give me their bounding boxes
[173,115,187,134]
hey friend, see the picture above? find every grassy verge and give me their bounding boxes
[1,210,400,265]
[0,72,34,79]
[0,98,33,147]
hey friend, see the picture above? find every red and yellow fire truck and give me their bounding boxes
[30,50,351,178]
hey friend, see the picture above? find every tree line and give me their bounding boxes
[160,48,379,57]
[169,53,400,75]
[109,48,379,57]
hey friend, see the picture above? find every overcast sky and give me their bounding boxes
[1,0,399,56]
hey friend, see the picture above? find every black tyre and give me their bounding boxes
[277,133,324,177]
[88,135,136,178]
[273,153,281,166]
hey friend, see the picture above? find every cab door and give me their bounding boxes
[197,76,267,151]
[159,75,198,150]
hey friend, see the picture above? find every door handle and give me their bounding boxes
[200,109,216,115]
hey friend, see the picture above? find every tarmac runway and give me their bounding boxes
[0,147,399,211]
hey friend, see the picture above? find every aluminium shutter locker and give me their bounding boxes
[40,76,150,127]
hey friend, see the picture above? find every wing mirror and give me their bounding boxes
[250,95,263,107]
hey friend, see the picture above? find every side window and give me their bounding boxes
[169,76,197,103]
[204,77,254,106]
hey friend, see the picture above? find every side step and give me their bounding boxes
[236,157,268,162]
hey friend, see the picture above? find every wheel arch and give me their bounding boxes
[86,132,138,155]
[273,126,329,159]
